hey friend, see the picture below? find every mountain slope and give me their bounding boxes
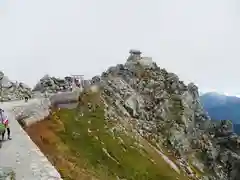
[25,50,240,180]
[26,90,188,180]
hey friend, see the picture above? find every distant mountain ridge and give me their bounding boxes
[201,92,240,107]
[234,124,240,134]
[200,92,240,134]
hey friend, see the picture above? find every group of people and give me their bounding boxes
[0,108,11,142]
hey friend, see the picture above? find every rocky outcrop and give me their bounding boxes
[33,74,84,93]
[0,71,32,102]
[0,167,15,180]
[32,74,72,93]
[89,50,240,180]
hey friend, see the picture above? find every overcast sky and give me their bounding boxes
[0,0,239,94]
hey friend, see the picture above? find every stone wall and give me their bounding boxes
[10,89,81,127]
[0,98,63,179]
[50,89,81,105]
[11,98,51,127]
[0,90,82,179]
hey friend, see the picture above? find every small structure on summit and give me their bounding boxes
[127,49,142,61]
[126,49,156,69]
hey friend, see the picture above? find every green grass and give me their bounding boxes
[53,92,189,180]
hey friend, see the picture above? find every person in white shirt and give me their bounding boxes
[0,108,11,140]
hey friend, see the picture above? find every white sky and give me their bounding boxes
[0,0,240,95]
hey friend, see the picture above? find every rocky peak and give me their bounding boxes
[90,50,240,180]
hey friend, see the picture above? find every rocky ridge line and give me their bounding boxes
[32,74,88,93]
[0,71,32,101]
[89,50,240,180]
[1,50,240,180]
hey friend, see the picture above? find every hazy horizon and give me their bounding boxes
[1,0,240,95]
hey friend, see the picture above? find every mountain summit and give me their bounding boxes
[25,50,240,180]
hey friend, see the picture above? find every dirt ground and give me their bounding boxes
[25,117,96,180]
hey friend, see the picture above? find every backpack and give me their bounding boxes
[0,110,5,133]
[0,123,5,133]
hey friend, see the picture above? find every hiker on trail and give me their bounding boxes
[0,108,12,140]
[24,95,29,102]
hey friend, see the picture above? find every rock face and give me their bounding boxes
[33,74,84,93]
[89,50,240,180]
[0,167,15,180]
[32,74,71,93]
[0,71,32,101]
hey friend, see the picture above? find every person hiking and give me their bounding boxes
[24,95,29,102]
[0,108,11,140]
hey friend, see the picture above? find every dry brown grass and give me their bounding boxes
[25,114,98,180]
[24,91,191,180]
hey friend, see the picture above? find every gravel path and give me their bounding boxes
[0,99,62,180]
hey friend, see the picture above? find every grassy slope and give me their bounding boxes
[26,91,189,180]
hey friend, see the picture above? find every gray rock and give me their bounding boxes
[0,167,15,180]
[33,74,77,93]
[0,71,32,101]
[95,49,240,179]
